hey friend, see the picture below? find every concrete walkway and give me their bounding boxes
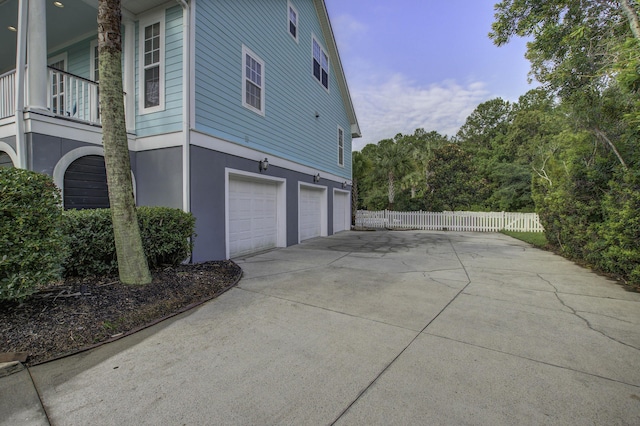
[3,230,640,425]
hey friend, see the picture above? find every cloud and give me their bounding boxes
[351,74,491,151]
[330,14,368,53]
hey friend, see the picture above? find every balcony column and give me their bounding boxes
[26,0,48,111]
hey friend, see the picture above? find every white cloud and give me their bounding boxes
[351,74,491,151]
[331,14,368,53]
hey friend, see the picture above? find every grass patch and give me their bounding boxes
[501,231,548,249]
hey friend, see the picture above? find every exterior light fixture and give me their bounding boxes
[342,181,347,189]
[313,173,320,183]
[315,111,320,118]
[259,157,269,172]
[53,1,64,8]
[8,26,17,32]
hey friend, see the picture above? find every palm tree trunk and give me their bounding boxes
[98,0,151,284]
[387,171,395,210]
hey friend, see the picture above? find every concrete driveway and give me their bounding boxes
[4,230,640,425]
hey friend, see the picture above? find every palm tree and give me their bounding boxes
[98,0,151,284]
[374,139,412,210]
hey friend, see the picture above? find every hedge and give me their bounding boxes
[62,207,196,277]
[0,169,67,301]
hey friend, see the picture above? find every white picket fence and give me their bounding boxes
[355,210,544,233]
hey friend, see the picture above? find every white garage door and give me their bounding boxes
[299,187,324,241]
[333,191,350,233]
[229,177,278,257]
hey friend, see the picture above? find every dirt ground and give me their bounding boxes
[0,261,242,366]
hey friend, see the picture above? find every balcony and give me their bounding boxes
[0,67,105,126]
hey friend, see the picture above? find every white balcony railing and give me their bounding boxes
[0,70,16,120]
[48,67,101,124]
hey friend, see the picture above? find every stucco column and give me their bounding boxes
[27,0,48,111]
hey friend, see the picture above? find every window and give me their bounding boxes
[242,46,265,115]
[139,12,165,114]
[48,54,67,116]
[312,37,329,90]
[90,40,99,82]
[288,1,298,41]
[338,126,344,166]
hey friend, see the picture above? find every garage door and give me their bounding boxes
[228,177,278,257]
[299,186,324,241]
[333,191,350,233]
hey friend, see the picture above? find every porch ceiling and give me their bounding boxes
[0,0,172,74]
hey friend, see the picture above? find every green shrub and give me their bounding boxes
[0,169,67,301]
[63,207,195,277]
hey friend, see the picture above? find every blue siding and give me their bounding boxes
[194,0,352,178]
[135,5,184,137]
[49,36,94,79]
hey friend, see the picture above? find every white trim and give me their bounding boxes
[138,9,166,115]
[298,182,328,243]
[332,188,351,233]
[135,131,182,151]
[337,125,344,167]
[24,111,104,145]
[191,130,350,183]
[180,1,191,213]
[189,0,197,129]
[225,168,287,259]
[0,142,18,166]
[241,45,266,116]
[89,39,99,83]
[123,19,136,132]
[287,1,299,43]
[311,34,329,92]
[0,121,17,139]
[52,146,137,203]
[47,53,68,70]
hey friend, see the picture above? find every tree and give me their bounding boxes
[373,138,412,210]
[489,0,638,169]
[351,151,372,224]
[98,0,151,284]
[425,144,481,211]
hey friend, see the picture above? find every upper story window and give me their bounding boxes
[288,1,298,41]
[90,40,99,82]
[338,126,344,166]
[139,11,165,114]
[242,45,265,115]
[312,37,329,90]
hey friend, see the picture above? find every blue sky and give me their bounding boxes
[323,0,535,150]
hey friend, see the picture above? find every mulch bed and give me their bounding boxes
[0,261,242,366]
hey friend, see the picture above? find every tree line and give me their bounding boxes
[354,0,640,286]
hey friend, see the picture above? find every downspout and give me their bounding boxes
[14,0,28,169]
[177,0,190,213]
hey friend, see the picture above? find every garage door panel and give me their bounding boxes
[299,187,323,242]
[229,178,278,257]
[333,191,349,233]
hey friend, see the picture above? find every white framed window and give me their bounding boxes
[288,1,299,42]
[48,53,68,116]
[90,40,99,82]
[139,11,165,114]
[337,126,344,166]
[312,36,329,90]
[242,45,265,115]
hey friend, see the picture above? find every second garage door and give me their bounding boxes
[228,176,278,257]
[299,186,325,242]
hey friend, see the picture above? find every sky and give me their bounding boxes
[323,0,536,151]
